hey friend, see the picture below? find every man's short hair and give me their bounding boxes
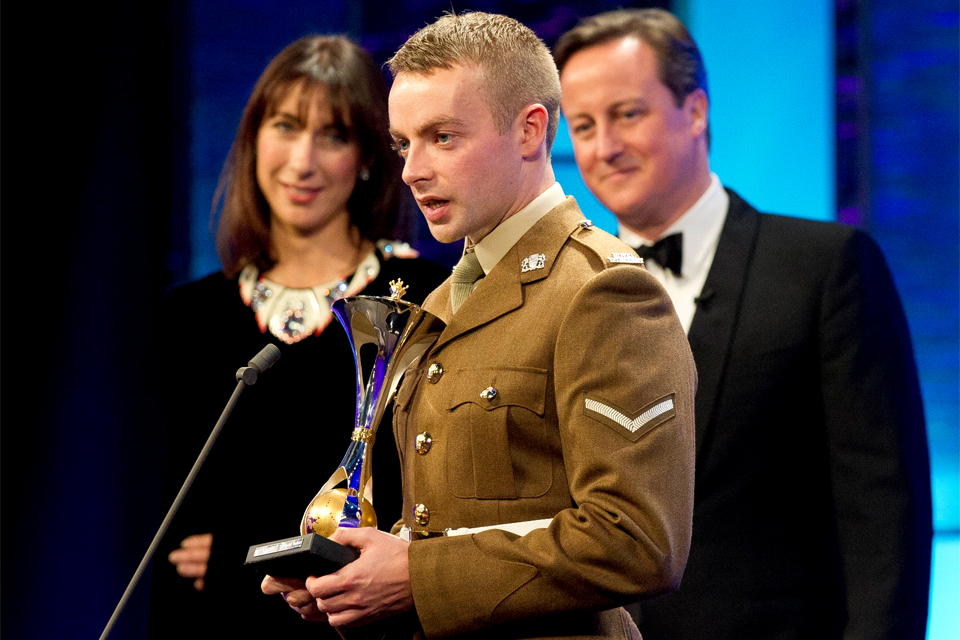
[554,8,708,108]
[389,11,561,151]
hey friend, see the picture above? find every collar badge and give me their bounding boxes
[520,253,546,273]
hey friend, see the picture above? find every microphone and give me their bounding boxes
[99,344,281,640]
[237,343,281,385]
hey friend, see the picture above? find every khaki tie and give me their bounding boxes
[450,247,484,313]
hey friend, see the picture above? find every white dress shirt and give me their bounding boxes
[618,174,728,333]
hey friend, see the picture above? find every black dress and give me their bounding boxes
[149,251,448,638]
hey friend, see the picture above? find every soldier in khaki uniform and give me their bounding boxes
[264,12,696,639]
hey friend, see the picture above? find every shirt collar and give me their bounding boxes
[470,182,566,275]
[618,173,728,278]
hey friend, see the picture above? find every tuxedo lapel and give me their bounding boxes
[687,189,761,458]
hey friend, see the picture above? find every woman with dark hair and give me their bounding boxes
[149,35,446,638]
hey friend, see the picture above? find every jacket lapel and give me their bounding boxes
[422,278,453,324]
[687,189,761,458]
[435,249,524,350]
[427,198,584,353]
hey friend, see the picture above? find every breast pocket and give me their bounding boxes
[444,368,552,500]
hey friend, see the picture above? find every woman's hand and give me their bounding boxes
[168,533,213,592]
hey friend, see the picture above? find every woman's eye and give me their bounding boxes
[272,120,301,136]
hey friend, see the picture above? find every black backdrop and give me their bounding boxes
[4,3,190,638]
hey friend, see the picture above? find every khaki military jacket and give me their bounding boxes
[392,199,696,639]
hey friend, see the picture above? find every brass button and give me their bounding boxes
[415,432,433,454]
[426,362,443,383]
[414,503,430,526]
[480,386,498,401]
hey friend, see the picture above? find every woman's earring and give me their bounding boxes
[359,167,370,182]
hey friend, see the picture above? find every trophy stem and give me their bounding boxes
[358,355,387,432]
[338,355,387,527]
[338,438,368,528]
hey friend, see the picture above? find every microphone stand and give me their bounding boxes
[99,344,281,640]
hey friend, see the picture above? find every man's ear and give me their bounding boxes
[685,88,708,139]
[517,103,549,158]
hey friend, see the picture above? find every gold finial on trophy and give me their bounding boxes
[388,279,408,301]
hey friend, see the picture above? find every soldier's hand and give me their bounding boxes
[262,575,328,622]
[306,527,413,627]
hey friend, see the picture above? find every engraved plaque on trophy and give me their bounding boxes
[245,280,444,578]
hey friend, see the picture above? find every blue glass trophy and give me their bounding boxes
[245,280,443,577]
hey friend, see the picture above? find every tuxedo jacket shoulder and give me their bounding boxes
[394,198,696,639]
[638,189,932,640]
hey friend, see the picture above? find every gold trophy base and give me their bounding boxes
[302,487,377,537]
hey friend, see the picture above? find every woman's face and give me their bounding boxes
[256,85,362,238]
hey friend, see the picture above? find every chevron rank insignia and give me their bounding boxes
[582,393,676,441]
[607,252,643,265]
[520,253,546,273]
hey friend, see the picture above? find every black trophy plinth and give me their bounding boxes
[245,533,359,579]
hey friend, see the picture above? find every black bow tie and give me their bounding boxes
[635,233,683,276]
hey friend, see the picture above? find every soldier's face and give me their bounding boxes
[561,36,705,234]
[389,63,525,244]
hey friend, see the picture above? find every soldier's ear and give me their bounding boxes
[517,103,549,158]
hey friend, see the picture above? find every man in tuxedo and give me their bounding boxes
[262,12,697,638]
[556,9,932,640]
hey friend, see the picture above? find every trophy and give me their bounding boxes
[245,280,444,577]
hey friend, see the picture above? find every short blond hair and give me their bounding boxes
[389,12,561,151]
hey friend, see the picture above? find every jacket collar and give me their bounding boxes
[423,197,584,353]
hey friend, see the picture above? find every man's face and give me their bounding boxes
[389,64,524,244]
[560,36,706,235]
